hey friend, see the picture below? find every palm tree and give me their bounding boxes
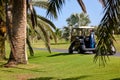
[4,0,58,67]
[47,0,120,64]
[0,0,57,58]
[4,0,28,66]
[0,0,57,62]
[66,13,90,27]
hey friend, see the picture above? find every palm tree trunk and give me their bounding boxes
[5,0,27,66]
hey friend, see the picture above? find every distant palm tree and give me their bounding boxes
[66,13,90,26]
[62,26,70,41]
[55,28,62,40]
[47,0,120,64]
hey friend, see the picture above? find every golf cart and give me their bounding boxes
[68,26,116,54]
[68,26,96,54]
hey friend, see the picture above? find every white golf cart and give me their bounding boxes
[68,26,96,53]
[68,26,116,54]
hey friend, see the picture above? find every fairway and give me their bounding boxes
[0,50,120,80]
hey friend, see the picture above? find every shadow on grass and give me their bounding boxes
[48,52,93,57]
[47,53,73,57]
[13,67,45,73]
[28,55,42,59]
[51,42,69,45]
[28,75,90,80]
[110,78,120,80]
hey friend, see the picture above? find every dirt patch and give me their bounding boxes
[15,74,37,80]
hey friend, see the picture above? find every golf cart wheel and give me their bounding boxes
[78,49,84,54]
[92,50,96,54]
[109,51,116,55]
[69,48,73,54]
[109,45,116,55]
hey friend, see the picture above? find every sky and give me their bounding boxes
[36,0,104,28]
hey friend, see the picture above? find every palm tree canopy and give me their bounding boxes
[47,0,87,18]
[66,13,90,26]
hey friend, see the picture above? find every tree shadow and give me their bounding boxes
[47,53,74,57]
[51,42,69,45]
[80,52,94,55]
[1,70,14,73]
[13,67,45,73]
[61,75,90,80]
[28,77,53,80]
[48,52,94,57]
[28,75,90,80]
[28,55,42,59]
[110,78,120,80]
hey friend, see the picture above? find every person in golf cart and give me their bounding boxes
[89,29,95,48]
[68,26,96,53]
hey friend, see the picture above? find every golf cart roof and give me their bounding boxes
[73,26,94,29]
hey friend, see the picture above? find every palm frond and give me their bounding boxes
[37,15,56,30]
[77,0,86,13]
[27,3,37,28]
[95,0,120,64]
[0,0,6,22]
[32,1,49,9]
[36,23,51,53]
[37,17,57,43]
[26,33,34,56]
[46,0,65,19]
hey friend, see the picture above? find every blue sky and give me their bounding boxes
[36,0,104,28]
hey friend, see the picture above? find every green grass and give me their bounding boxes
[1,36,120,80]
[32,39,70,49]
[0,50,120,80]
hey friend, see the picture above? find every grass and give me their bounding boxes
[32,39,70,49]
[1,36,120,80]
[0,50,120,80]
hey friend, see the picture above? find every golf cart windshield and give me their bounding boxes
[71,26,94,36]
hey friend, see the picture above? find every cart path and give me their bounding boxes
[34,48,68,53]
[33,48,120,57]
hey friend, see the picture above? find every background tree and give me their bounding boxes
[66,13,90,27]
[0,0,6,60]
[62,26,70,41]
[61,13,90,41]
[55,28,62,40]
